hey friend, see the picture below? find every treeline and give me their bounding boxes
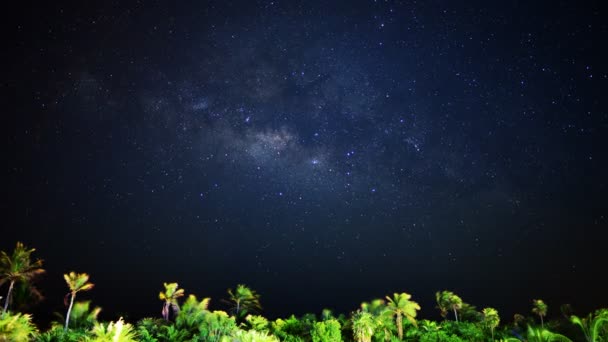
[1,242,607,341]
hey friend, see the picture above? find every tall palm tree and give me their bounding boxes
[435,292,449,319]
[482,307,500,341]
[532,299,548,329]
[159,282,184,321]
[0,242,45,314]
[226,284,261,321]
[436,290,463,322]
[64,272,94,331]
[352,311,375,342]
[385,292,421,340]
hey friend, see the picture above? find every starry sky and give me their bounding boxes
[3,0,607,322]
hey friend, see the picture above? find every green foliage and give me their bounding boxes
[570,309,608,342]
[0,311,38,342]
[526,325,572,342]
[64,272,94,294]
[159,283,185,304]
[359,298,394,342]
[416,320,467,342]
[231,328,280,342]
[135,317,166,342]
[54,300,101,330]
[11,279,44,313]
[459,302,482,322]
[440,320,485,341]
[134,327,158,342]
[196,310,238,342]
[3,242,608,342]
[226,284,262,321]
[352,311,375,342]
[418,329,466,342]
[0,242,45,313]
[35,325,89,342]
[246,314,270,332]
[175,294,210,333]
[89,317,137,342]
[311,318,342,342]
[419,319,441,333]
[158,324,189,342]
[271,315,310,342]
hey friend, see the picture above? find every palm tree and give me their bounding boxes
[435,292,449,319]
[321,308,334,321]
[513,313,526,329]
[159,282,184,321]
[459,302,482,322]
[570,309,608,342]
[352,311,375,342]
[385,292,421,340]
[482,307,500,341]
[63,272,94,331]
[436,290,463,322]
[532,299,548,329]
[360,298,392,341]
[0,242,45,314]
[57,300,101,330]
[560,304,573,320]
[226,284,261,321]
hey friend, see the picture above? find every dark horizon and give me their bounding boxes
[3,0,607,327]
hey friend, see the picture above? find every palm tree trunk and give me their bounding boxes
[397,313,403,340]
[2,280,15,314]
[453,307,459,323]
[162,302,168,321]
[65,292,75,331]
[540,315,544,329]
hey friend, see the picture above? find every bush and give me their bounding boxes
[0,312,38,342]
[311,319,342,342]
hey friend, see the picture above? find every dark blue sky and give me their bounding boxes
[3,0,607,323]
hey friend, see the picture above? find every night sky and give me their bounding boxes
[3,0,607,323]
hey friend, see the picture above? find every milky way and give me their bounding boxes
[4,0,607,320]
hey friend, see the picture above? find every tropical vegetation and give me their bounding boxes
[0,242,606,341]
